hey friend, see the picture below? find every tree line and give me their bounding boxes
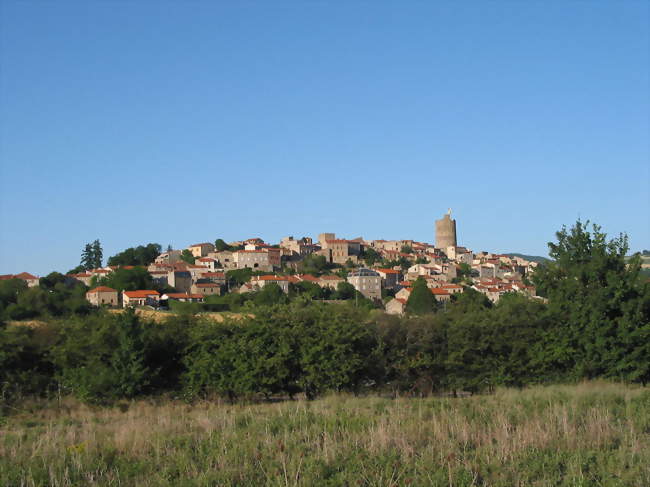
[0,220,648,406]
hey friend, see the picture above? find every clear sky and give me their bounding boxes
[1,1,648,275]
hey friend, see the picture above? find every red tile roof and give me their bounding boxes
[299,274,319,282]
[87,286,117,294]
[14,272,38,280]
[256,275,288,281]
[195,283,220,288]
[375,268,401,274]
[431,288,450,295]
[123,290,160,298]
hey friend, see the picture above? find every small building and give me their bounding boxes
[2,272,40,287]
[318,275,345,290]
[441,283,464,294]
[168,270,192,293]
[86,286,119,306]
[191,282,222,296]
[123,290,160,308]
[201,271,226,285]
[188,242,215,258]
[375,268,402,290]
[67,272,93,286]
[347,268,381,300]
[149,270,169,288]
[196,257,218,271]
[250,275,290,293]
[385,297,407,315]
[431,288,451,303]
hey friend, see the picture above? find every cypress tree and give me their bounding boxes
[406,277,437,315]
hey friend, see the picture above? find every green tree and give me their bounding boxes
[533,220,650,383]
[361,247,381,266]
[406,277,437,315]
[79,240,103,270]
[80,243,94,270]
[91,239,103,268]
[226,268,253,286]
[401,245,414,254]
[52,310,154,403]
[94,267,154,292]
[107,243,162,266]
[180,249,195,264]
[253,283,288,307]
[299,254,329,276]
[214,239,232,252]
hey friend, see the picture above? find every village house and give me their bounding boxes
[374,268,402,289]
[200,271,226,286]
[431,287,451,303]
[234,249,273,272]
[149,270,169,288]
[1,272,40,287]
[196,257,218,271]
[90,268,112,280]
[280,236,317,257]
[209,250,236,269]
[441,283,464,294]
[318,274,345,290]
[250,275,290,293]
[347,268,382,300]
[154,250,182,265]
[191,282,222,296]
[86,286,118,306]
[395,287,412,301]
[122,290,160,308]
[188,242,215,258]
[67,272,93,286]
[167,270,192,293]
[385,297,407,315]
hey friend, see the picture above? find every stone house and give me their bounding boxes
[347,268,382,300]
[374,268,402,289]
[250,275,290,293]
[318,275,344,290]
[188,242,215,258]
[86,286,118,306]
[191,282,222,296]
[385,297,407,315]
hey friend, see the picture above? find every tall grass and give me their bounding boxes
[2,382,648,486]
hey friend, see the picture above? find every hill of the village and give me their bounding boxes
[503,253,550,264]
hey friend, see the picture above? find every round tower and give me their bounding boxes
[435,209,457,249]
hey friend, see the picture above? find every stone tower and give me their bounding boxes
[435,209,457,249]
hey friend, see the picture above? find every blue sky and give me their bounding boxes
[1,1,648,275]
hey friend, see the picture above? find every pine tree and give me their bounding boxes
[91,239,103,268]
[80,243,94,270]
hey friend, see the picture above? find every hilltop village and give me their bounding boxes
[1,211,541,314]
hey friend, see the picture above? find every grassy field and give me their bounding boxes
[1,382,648,486]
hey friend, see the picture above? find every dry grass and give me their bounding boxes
[1,381,648,486]
[106,308,250,323]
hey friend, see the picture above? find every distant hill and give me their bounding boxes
[503,253,550,264]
